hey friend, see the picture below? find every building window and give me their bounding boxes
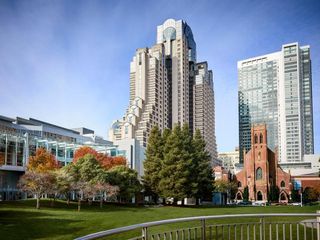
[260,133,263,143]
[254,134,258,144]
[256,167,262,180]
[281,181,285,188]
[238,181,242,188]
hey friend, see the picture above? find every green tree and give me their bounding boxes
[303,187,319,203]
[143,126,163,203]
[107,165,141,203]
[191,129,213,204]
[159,124,192,204]
[243,186,249,202]
[268,185,280,202]
[290,189,300,202]
[65,154,106,211]
[213,179,228,192]
[55,167,74,205]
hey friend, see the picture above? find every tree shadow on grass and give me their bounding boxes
[0,209,83,240]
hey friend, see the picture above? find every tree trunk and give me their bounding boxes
[181,198,185,206]
[100,199,103,208]
[36,196,40,209]
[154,194,158,204]
[173,198,177,206]
[67,198,70,206]
[78,199,81,212]
[196,198,200,206]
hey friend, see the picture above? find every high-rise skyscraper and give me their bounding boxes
[109,44,169,147]
[193,62,218,163]
[238,43,314,167]
[156,19,196,128]
[109,19,218,165]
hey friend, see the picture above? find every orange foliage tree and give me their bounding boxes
[27,148,59,173]
[73,146,99,163]
[73,146,126,170]
[99,155,126,170]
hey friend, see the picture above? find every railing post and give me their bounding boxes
[142,227,148,240]
[317,210,320,240]
[259,217,265,240]
[201,219,206,240]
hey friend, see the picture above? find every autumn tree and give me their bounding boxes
[18,171,55,209]
[73,146,99,163]
[73,146,126,170]
[94,182,119,208]
[18,148,58,208]
[28,148,58,173]
[99,155,126,170]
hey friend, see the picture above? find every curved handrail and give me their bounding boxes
[75,213,320,240]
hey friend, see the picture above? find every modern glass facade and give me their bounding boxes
[0,116,125,200]
[238,43,314,165]
[238,54,279,162]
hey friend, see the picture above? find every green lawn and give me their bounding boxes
[0,200,319,240]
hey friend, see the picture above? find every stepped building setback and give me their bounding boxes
[109,19,218,166]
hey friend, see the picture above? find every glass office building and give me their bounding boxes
[238,53,279,163]
[0,115,124,201]
[238,43,314,165]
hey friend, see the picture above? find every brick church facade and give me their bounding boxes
[235,124,291,202]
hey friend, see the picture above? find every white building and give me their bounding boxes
[218,147,241,174]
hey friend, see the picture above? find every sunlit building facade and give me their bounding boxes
[0,115,124,201]
[238,43,314,168]
[109,19,218,165]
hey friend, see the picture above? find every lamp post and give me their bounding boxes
[300,187,303,207]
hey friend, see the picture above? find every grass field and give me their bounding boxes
[0,200,319,240]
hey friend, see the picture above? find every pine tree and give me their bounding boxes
[191,129,213,204]
[159,124,191,204]
[143,126,163,203]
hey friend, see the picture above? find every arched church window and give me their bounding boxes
[281,181,285,188]
[238,181,242,188]
[260,133,263,144]
[256,167,262,180]
[254,134,258,144]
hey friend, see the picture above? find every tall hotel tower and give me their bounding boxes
[109,19,218,166]
[238,43,314,168]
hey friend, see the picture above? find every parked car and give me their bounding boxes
[252,201,266,206]
[237,201,252,206]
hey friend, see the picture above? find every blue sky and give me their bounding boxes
[0,0,319,153]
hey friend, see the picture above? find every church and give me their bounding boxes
[235,124,291,203]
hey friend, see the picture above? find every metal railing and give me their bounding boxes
[75,213,320,240]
